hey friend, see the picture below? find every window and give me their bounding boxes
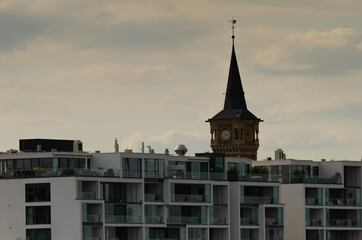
[123,158,141,178]
[26,206,51,225]
[38,158,53,169]
[215,157,224,172]
[26,228,51,240]
[144,159,164,178]
[234,128,239,140]
[26,183,50,202]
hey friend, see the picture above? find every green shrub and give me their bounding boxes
[227,166,240,181]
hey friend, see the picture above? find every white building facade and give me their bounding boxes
[0,147,285,240]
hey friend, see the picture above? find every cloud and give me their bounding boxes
[121,131,146,150]
[252,28,362,74]
[149,130,208,144]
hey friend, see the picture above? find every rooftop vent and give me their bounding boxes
[174,144,188,156]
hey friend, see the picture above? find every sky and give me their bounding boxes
[0,0,361,161]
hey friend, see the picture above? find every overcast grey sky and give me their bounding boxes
[1,0,361,160]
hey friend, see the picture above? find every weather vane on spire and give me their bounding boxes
[229,18,237,45]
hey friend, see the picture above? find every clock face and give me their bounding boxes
[220,128,231,141]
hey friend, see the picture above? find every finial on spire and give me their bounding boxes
[229,18,237,45]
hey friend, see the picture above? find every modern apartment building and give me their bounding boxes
[0,139,285,240]
[254,151,362,240]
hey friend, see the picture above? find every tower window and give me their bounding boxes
[212,130,216,141]
[240,128,243,140]
[234,128,239,140]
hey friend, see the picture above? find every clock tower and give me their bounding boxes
[207,20,262,160]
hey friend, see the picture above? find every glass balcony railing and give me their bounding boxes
[122,170,141,178]
[265,218,283,226]
[326,198,359,206]
[78,192,97,200]
[144,171,163,179]
[167,216,206,225]
[210,216,227,225]
[297,176,341,184]
[82,215,102,223]
[172,194,206,202]
[166,171,209,180]
[265,228,283,240]
[240,217,258,225]
[306,219,323,227]
[145,193,163,202]
[105,215,142,223]
[306,197,323,206]
[242,196,275,204]
[326,219,361,227]
[145,216,163,224]
[1,168,119,179]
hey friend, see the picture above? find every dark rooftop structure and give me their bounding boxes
[19,139,82,153]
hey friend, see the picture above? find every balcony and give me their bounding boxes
[210,216,227,225]
[240,217,258,225]
[1,168,119,179]
[243,196,274,204]
[325,188,361,206]
[326,219,361,227]
[292,175,341,184]
[306,197,322,206]
[122,170,141,178]
[78,192,97,200]
[82,214,102,223]
[171,183,211,203]
[172,194,204,202]
[144,171,163,179]
[105,215,142,224]
[326,198,359,206]
[306,219,323,227]
[167,216,206,225]
[241,186,279,204]
[145,215,163,224]
[265,218,283,226]
[167,171,209,180]
[145,193,163,202]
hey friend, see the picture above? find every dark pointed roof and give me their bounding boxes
[208,43,262,122]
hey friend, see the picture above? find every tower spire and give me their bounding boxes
[229,18,237,46]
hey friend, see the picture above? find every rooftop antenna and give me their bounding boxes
[229,18,237,46]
